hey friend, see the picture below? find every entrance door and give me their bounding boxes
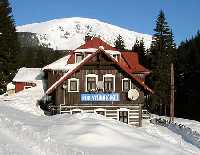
[119,111,128,124]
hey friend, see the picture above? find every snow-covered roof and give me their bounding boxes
[7,82,15,90]
[13,67,44,83]
[74,48,97,53]
[43,48,121,72]
[105,50,121,55]
[74,48,121,55]
[46,54,92,94]
[42,54,71,71]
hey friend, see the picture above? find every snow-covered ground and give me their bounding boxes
[17,17,152,50]
[0,84,200,155]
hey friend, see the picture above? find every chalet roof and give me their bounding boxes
[46,54,93,94]
[121,52,150,74]
[79,37,116,51]
[42,54,71,71]
[46,49,153,95]
[13,67,44,83]
[43,37,149,73]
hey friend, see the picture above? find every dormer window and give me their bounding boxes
[111,54,118,61]
[75,53,84,63]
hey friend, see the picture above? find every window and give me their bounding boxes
[103,74,115,92]
[112,54,118,61]
[86,74,98,92]
[118,110,129,124]
[75,53,84,63]
[122,78,131,92]
[68,78,79,92]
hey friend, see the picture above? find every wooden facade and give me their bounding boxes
[44,37,153,126]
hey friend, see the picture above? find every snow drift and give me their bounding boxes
[0,82,200,155]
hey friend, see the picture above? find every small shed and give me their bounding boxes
[13,67,43,93]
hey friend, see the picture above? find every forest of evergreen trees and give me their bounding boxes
[1,1,200,121]
[114,11,200,121]
[0,0,65,94]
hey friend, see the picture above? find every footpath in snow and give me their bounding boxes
[0,84,200,155]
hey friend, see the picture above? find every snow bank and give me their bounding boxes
[0,110,200,154]
[0,83,200,154]
[150,117,200,148]
[0,80,44,116]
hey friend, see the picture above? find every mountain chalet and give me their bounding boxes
[43,37,153,126]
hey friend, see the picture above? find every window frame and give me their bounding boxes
[68,78,79,92]
[75,53,85,63]
[103,74,115,92]
[117,108,129,124]
[85,74,98,92]
[111,54,118,61]
[122,78,131,92]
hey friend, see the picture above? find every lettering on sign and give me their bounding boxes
[81,93,120,102]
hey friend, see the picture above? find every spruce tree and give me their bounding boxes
[176,31,200,121]
[133,38,146,66]
[148,10,176,115]
[0,0,19,94]
[132,38,140,51]
[114,34,125,51]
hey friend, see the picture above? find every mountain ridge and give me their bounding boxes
[17,17,152,50]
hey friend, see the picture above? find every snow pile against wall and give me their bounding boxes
[150,118,200,148]
[0,80,44,116]
[0,111,199,155]
[0,81,200,154]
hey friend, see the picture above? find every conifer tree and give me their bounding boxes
[114,34,125,51]
[148,10,176,115]
[0,0,19,94]
[133,38,146,66]
[176,31,200,121]
[132,38,140,51]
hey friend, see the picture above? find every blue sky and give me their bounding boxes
[10,0,200,45]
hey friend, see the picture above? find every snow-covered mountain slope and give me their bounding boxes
[0,84,200,154]
[17,17,152,50]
